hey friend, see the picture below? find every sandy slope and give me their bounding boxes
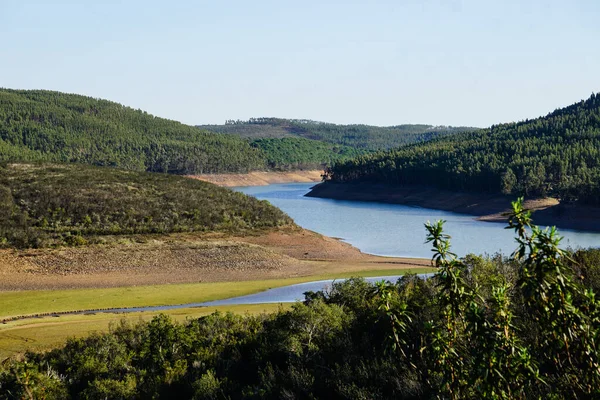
[0,227,429,291]
[187,170,323,187]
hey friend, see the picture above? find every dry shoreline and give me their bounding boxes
[187,170,323,187]
[0,227,430,291]
[307,182,600,233]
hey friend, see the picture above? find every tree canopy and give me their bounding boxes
[251,137,363,170]
[324,93,600,205]
[0,89,381,172]
[0,89,267,174]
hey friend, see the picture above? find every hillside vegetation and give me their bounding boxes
[251,137,362,170]
[325,93,600,205]
[0,89,266,174]
[200,117,474,150]
[0,89,470,173]
[0,89,369,172]
[3,204,600,398]
[0,163,292,248]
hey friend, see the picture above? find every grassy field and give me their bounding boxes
[0,268,434,319]
[0,304,288,359]
[0,268,434,358]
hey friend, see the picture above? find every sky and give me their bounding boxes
[1,0,598,127]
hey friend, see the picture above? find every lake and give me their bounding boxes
[237,183,600,259]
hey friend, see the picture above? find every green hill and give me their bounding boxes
[0,162,292,248]
[251,137,363,170]
[324,93,600,206]
[0,89,265,174]
[199,117,475,150]
[0,89,368,172]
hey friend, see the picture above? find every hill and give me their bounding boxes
[0,89,367,172]
[0,162,292,248]
[199,117,475,150]
[0,89,266,174]
[322,93,600,206]
[0,89,470,173]
[250,137,362,170]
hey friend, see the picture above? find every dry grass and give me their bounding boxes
[0,266,434,359]
[0,266,434,320]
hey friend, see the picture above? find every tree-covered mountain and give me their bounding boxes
[0,89,268,174]
[0,162,292,248]
[324,93,600,205]
[199,117,475,150]
[0,89,369,172]
[251,137,363,170]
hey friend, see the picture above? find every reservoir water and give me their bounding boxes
[237,183,600,259]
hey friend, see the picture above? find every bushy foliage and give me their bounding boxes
[325,93,600,205]
[0,89,265,174]
[1,200,599,398]
[0,163,292,248]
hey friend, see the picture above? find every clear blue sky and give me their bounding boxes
[1,0,598,127]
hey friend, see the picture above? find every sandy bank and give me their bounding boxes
[307,182,600,232]
[187,170,323,187]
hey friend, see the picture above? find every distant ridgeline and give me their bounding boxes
[0,89,469,172]
[324,93,600,206]
[199,117,475,150]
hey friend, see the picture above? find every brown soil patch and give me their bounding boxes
[0,228,428,291]
[187,170,323,187]
[234,227,368,260]
[478,198,559,222]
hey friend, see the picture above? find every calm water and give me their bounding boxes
[237,183,600,259]
[39,183,597,318]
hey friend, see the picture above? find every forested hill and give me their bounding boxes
[0,89,265,174]
[324,93,600,205]
[0,163,292,248]
[199,118,475,150]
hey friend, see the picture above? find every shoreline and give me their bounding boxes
[187,170,323,187]
[0,227,430,292]
[307,182,600,233]
[0,226,433,357]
